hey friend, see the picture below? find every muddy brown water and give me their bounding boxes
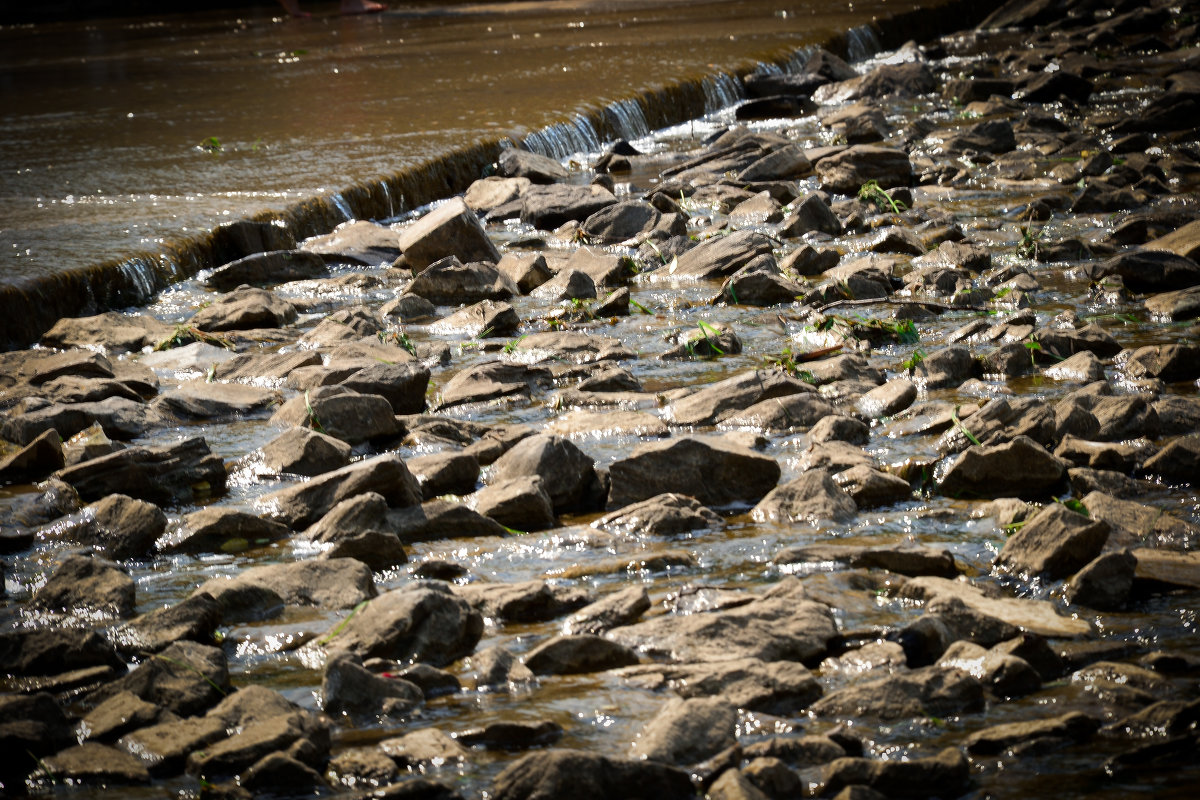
[3,2,1200,799]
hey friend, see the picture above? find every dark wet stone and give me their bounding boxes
[822,746,969,799]
[1088,248,1200,293]
[608,436,780,510]
[435,360,553,409]
[619,657,822,715]
[396,197,500,272]
[257,427,352,477]
[491,748,694,800]
[995,502,1110,581]
[498,147,568,184]
[0,626,124,677]
[472,475,556,532]
[240,752,328,796]
[938,435,1068,500]
[388,498,509,543]
[751,468,857,524]
[29,552,135,617]
[816,145,913,195]
[0,428,64,484]
[490,433,598,513]
[563,585,651,635]
[524,634,639,675]
[632,696,737,764]
[775,543,955,578]
[1142,435,1200,483]
[812,665,985,721]
[91,640,229,717]
[408,451,480,499]
[780,243,840,276]
[206,250,328,291]
[257,452,421,529]
[1064,550,1136,611]
[669,369,814,427]
[55,435,226,505]
[323,650,424,719]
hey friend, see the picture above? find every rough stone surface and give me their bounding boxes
[608,437,781,510]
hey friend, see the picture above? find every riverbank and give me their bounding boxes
[3,0,1200,797]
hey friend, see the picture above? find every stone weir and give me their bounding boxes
[0,0,1002,351]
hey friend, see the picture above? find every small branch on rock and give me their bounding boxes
[814,298,990,314]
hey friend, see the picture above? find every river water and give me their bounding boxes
[0,0,923,296]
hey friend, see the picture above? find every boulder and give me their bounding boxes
[0,694,76,788]
[256,453,421,529]
[3,396,160,446]
[607,437,780,510]
[205,250,328,291]
[198,558,375,619]
[55,436,227,505]
[523,634,640,675]
[816,145,913,195]
[272,386,400,445]
[1143,435,1200,483]
[300,219,399,264]
[114,592,223,655]
[397,197,501,272]
[937,640,1042,699]
[1087,249,1200,293]
[490,748,694,800]
[471,475,556,532]
[618,657,822,715]
[563,585,651,635]
[90,640,229,717]
[29,553,136,617]
[433,299,521,338]
[1064,550,1136,610]
[631,696,738,764]
[496,252,553,293]
[581,200,662,244]
[258,427,352,477]
[40,311,173,355]
[387,499,508,543]
[338,361,431,414]
[45,492,165,560]
[322,651,423,718]
[240,753,328,796]
[0,626,124,677]
[490,434,598,513]
[811,665,985,721]
[407,255,517,305]
[719,391,833,433]
[911,346,979,389]
[995,502,1111,580]
[164,506,291,554]
[436,361,553,409]
[822,747,969,799]
[0,428,65,483]
[964,711,1100,756]
[38,742,151,786]
[470,645,537,691]
[938,436,1068,499]
[774,543,957,578]
[465,175,531,213]
[669,369,813,427]
[592,493,723,537]
[900,576,1092,639]
[408,451,480,499]
[154,381,279,421]
[322,581,483,667]
[456,720,563,751]
[78,691,165,742]
[834,465,914,509]
[669,230,775,280]
[751,469,857,524]
[521,183,617,230]
[497,147,568,184]
[456,579,589,624]
[189,287,297,331]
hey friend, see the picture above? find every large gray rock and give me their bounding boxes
[164,506,291,554]
[669,230,775,280]
[407,255,517,305]
[938,435,1068,500]
[581,200,662,244]
[0,626,124,677]
[0,428,65,484]
[40,311,173,355]
[299,219,399,264]
[397,197,501,272]
[491,748,695,800]
[387,499,509,543]
[153,381,279,421]
[631,696,737,764]
[114,592,223,656]
[48,493,166,560]
[668,369,814,426]
[811,665,985,721]
[497,147,568,184]
[520,183,617,230]
[271,386,400,445]
[995,502,1110,580]
[189,287,297,331]
[471,475,556,532]
[256,453,421,529]
[456,579,589,624]
[205,250,328,291]
[338,361,431,415]
[563,585,651,635]
[29,553,136,617]
[751,469,858,525]
[607,437,780,510]
[55,436,227,505]
[258,426,352,477]
[3,396,160,446]
[322,581,483,667]
[1087,248,1200,293]
[196,559,375,618]
[490,434,598,513]
[618,657,822,715]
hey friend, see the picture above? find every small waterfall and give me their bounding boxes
[700,72,744,114]
[116,256,160,303]
[521,115,602,162]
[380,181,395,219]
[604,98,651,142]
[330,193,355,221]
[846,24,883,62]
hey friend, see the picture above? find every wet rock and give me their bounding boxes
[455,719,563,752]
[1143,435,1200,483]
[751,468,857,524]
[855,378,916,419]
[490,433,599,513]
[1086,394,1159,441]
[0,626,124,677]
[498,147,568,184]
[189,286,297,332]
[240,752,328,796]
[3,396,159,446]
[780,193,843,237]
[258,427,352,477]
[456,579,589,624]
[471,475,556,532]
[496,251,553,293]
[470,645,536,690]
[323,581,483,667]
[521,183,617,230]
[995,502,1110,580]
[39,742,151,786]
[397,197,501,272]
[435,360,553,409]
[781,243,840,276]
[1122,343,1200,383]
[407,255,516,306]
[0,427,64,483]
[407,452,480,500]
[1064,550,1137,610]
[185,713,317,782]
[379,727,469,771]
[1044,350,1107,383]
[91,640,229,717]
[153,381,279,422]
[490,748,694,800]
[609,580,837,664]
[937,640,1042,699]
[1054,435,1155,473]
[327,746,400,788]
[822,747,969,799]
[966,710,1100,757]
[0,692,76,787]
[165,506,291,555]
[901,576,1092,639]
[545,408,668,439]
[619,657,822,715]
[118,714,229,777]
[812,665,985,721]
[111,590,222,655]
[581,200,662,244]
[669,369,813,427]
[563,585,651,635]
[198,558,374,620]
[816,145,913,195]
[509,329,633,362]
[833,465,913,509]
[337,361,431,415]
[719,392,833,433]
[809,414,870,445]
[1130,549,1200,590]
[775,543,956,578]
[381,292,437,322]
[257,453,421,529]
[29,552,136,617]
[1087,248,1200,293]
[78,690,164,742]
[60,423,122,467]
[938,435,1068,499]
[592,493,723,537]
[607,436,781,510]
[50,492,166,560]
[206,250,328,291]
[632,696,737,764]
[716,259,805,306]
[669,229,775,280]
[911,345,979,389]
[524,634,640,675]
[55,435,227,505]
[323,651,424,718]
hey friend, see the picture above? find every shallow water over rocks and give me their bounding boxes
[4,1,1200,798]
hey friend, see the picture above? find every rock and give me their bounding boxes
[456,579,589,624]
[91,640,229,717]
[379,727,469,770]
[1064,550,1136,610]
[257,453,421,529]
[508,330,633,363]
[397,197,501,272]
[822,747,969,799]
[1142,435,1200,483]
[581,200,662,244]
[521,183,617,230]
[995,502,1110,580]
[49,492,166,560]
[185,714,314,782]
[669,230,776,280]
[669,369,813,426]
[434,298,521,338]
[938,435,1068,499]
[774,543,956,578]
[38,742,151,785]
[833,466,913,509]
[964,711,1100,756]
[189,287,296,332]
[206,250,328,291]
[751,469,857,524]
[40,311,173,355]
[78,691,164,742]
[609,581,837,664]
[937,640,1042,699]
[900,576,1092,638]
[496,252,553,293]
[456,720,563,751]
[154,381,278,422]
[1123,343,1200,383]
[1130,549,1200,590]
[471,475,556,532]
[381,292,437,321]
[545,408,669,439]
[716,259,805,307]
[523,634,640,675]
[240,752,328,796]
[1054,436,1155,473]
[1087,249,1200,293]
[719,392,834,433]
[632,696,738,764]
[29,553,136,617]
[323,581,483,667]
[855,378,917,419]
[323,651,424,718]
[912,345,979,389]
[491,748,694,800]
[327,747,399,788]
[0,428,64,483]
[388,498,509,543]
[563,585,651,635]
[781,243,840,276]
[465,175,530,213]
[113,592,222,656]
[780,193,843,237]
[810,414,870,445]
[0,693,76,787]
[407,255,516,305]
[1044,350,1108,383]
[0,626,124,677]
[812,665,985,721]
[470,645,537,690]
[490,434,598,513]
[607,437,780,510]
[498,147,568,184]
[338,361,431,415]
[816,145,913,195]
[435,360,553,409]
[2,396,159,446]
[618,657,822,715]
[408,451,480,499]
[164,506,290,555]
[258,427,352,477]
[55,436,227,505]
[592,493,723,537]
